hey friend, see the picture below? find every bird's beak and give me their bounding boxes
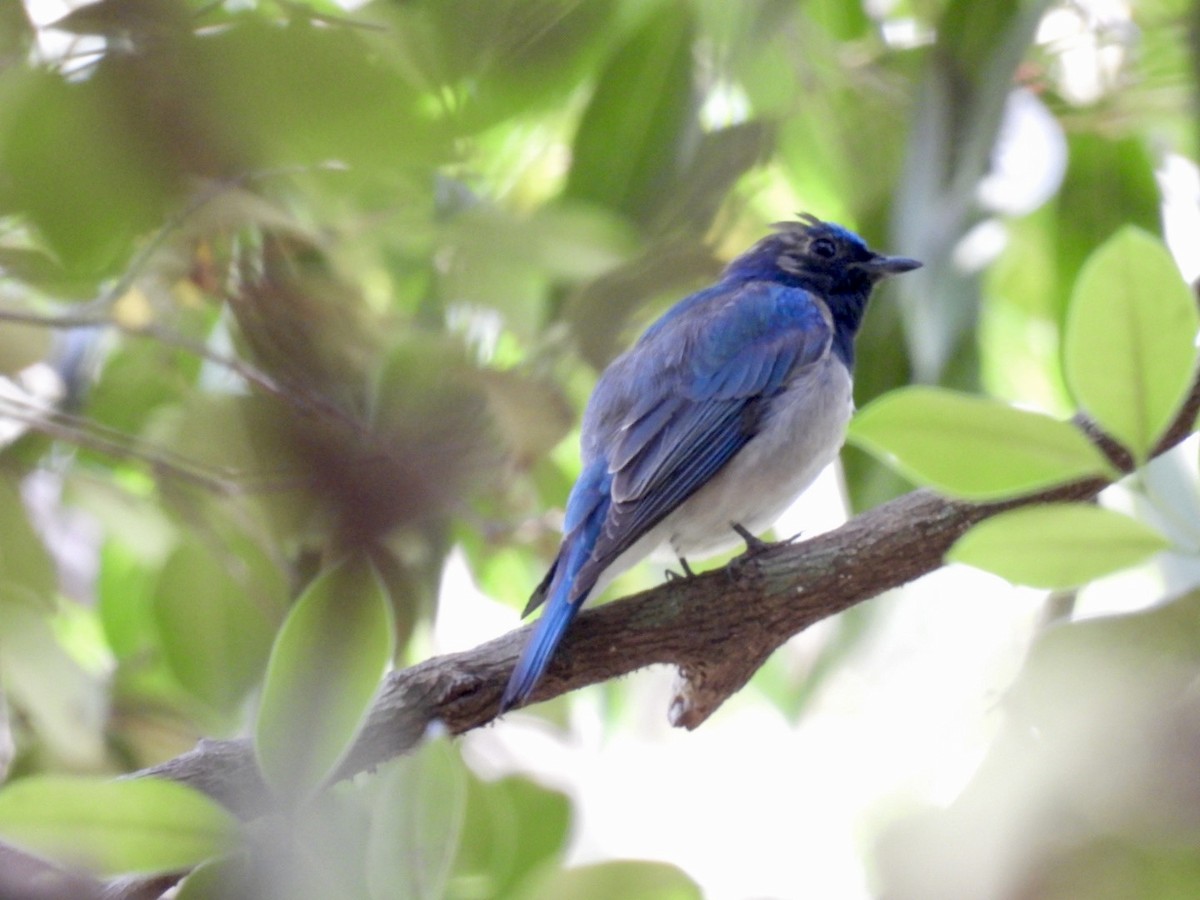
[861,254,922,280]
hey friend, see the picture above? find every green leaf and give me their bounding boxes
[806,0,870,41]
[891,0,1048,383]
[564,1,695,222]
[175,855,252,900]
[848,387,1117,500]
[652,122,774,238]
[153,536,283,714]
[1031,840,1200,900]
[206,17,448,176]
[0,776,238,876]
[97,540,160,660]
[0,596,107,768]
[367,742,468,900]
[937,0,1024,90]
[255,557,393,801]
[1053,134,1161,321]
[521,860,702,900]
[0,475,55,605]
[947,503,1169,589]
[0,68,174,278]
[414,0,617,131]
[452,775,570,897]
[1064,227,1199,461]
[0,320,50,375]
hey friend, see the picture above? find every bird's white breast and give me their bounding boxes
[584,356,854,602]
[661,354,854,557]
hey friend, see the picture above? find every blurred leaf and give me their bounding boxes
[848,386,1117,499]
[979,208,1073,412]
[566,238,721,368]
[479,369,574,467]
[880,587,1200,897]
[652,121,774,237]
[231,233,378,399]
[97,540,159,661]
[253,786,376,899]
[0,67,179,278]
[0,2,33,68]
[0,595,107,768]
[1063,227,1199,462]
[0,475,54,604]
[892,0,1052,382]
[49,0,188,39]
[436,205,634,341]
[459,538,552,611]
[0,247,95,298]
[255,556,393,801]
[565,0,696,223]
[948,503,1169,589]
[806,0,870,41]
[366,543,431,657]
[205,16,449,176]
[407,0,618,131]
[153,535,284,714]
[175,855,252,900]
[477,206,634,280]
[88,338,203,441]
[140,393,312,544]
[0,320,50,375]
[367,741,468,900]
[1053,134,1162,322]
[778,69,909,222]
[1031,837,1200,900]
[938,0,1023,88]
[0,776,238,876]
[67,473,176,570]
[518,860,702,900]
[366,337,502,534]
[451,775,570,897]
[181,184,313,238]
[1013,589,1200,719]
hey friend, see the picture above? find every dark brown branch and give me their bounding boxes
[140,375,1200,819]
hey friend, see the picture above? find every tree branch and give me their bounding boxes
[140,375,1200,819]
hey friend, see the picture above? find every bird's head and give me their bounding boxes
[728,214,921,296]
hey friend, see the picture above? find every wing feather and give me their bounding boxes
[566,281,833,597]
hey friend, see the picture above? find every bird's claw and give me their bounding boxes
[731,522,772,556]
[781,528,805,546]
[664,556,696,582]
[725,523,774,583]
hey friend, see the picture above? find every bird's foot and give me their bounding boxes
[731,522,772,556]
[727,523,777,584]
[664,556,696,582]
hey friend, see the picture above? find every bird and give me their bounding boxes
[499,215,921,713]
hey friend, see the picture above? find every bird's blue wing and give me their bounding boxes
[572,281,833,595]
[504,281,831,711]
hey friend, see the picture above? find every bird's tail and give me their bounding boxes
[499,582,580,713]
[501,462,609,714]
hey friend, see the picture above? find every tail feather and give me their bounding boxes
[501,462,610,714]
[500,586,580,712]
[521,554,559,617]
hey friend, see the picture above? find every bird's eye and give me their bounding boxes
[810,238,837,259]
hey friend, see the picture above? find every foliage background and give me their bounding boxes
[0,0,1199,897]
